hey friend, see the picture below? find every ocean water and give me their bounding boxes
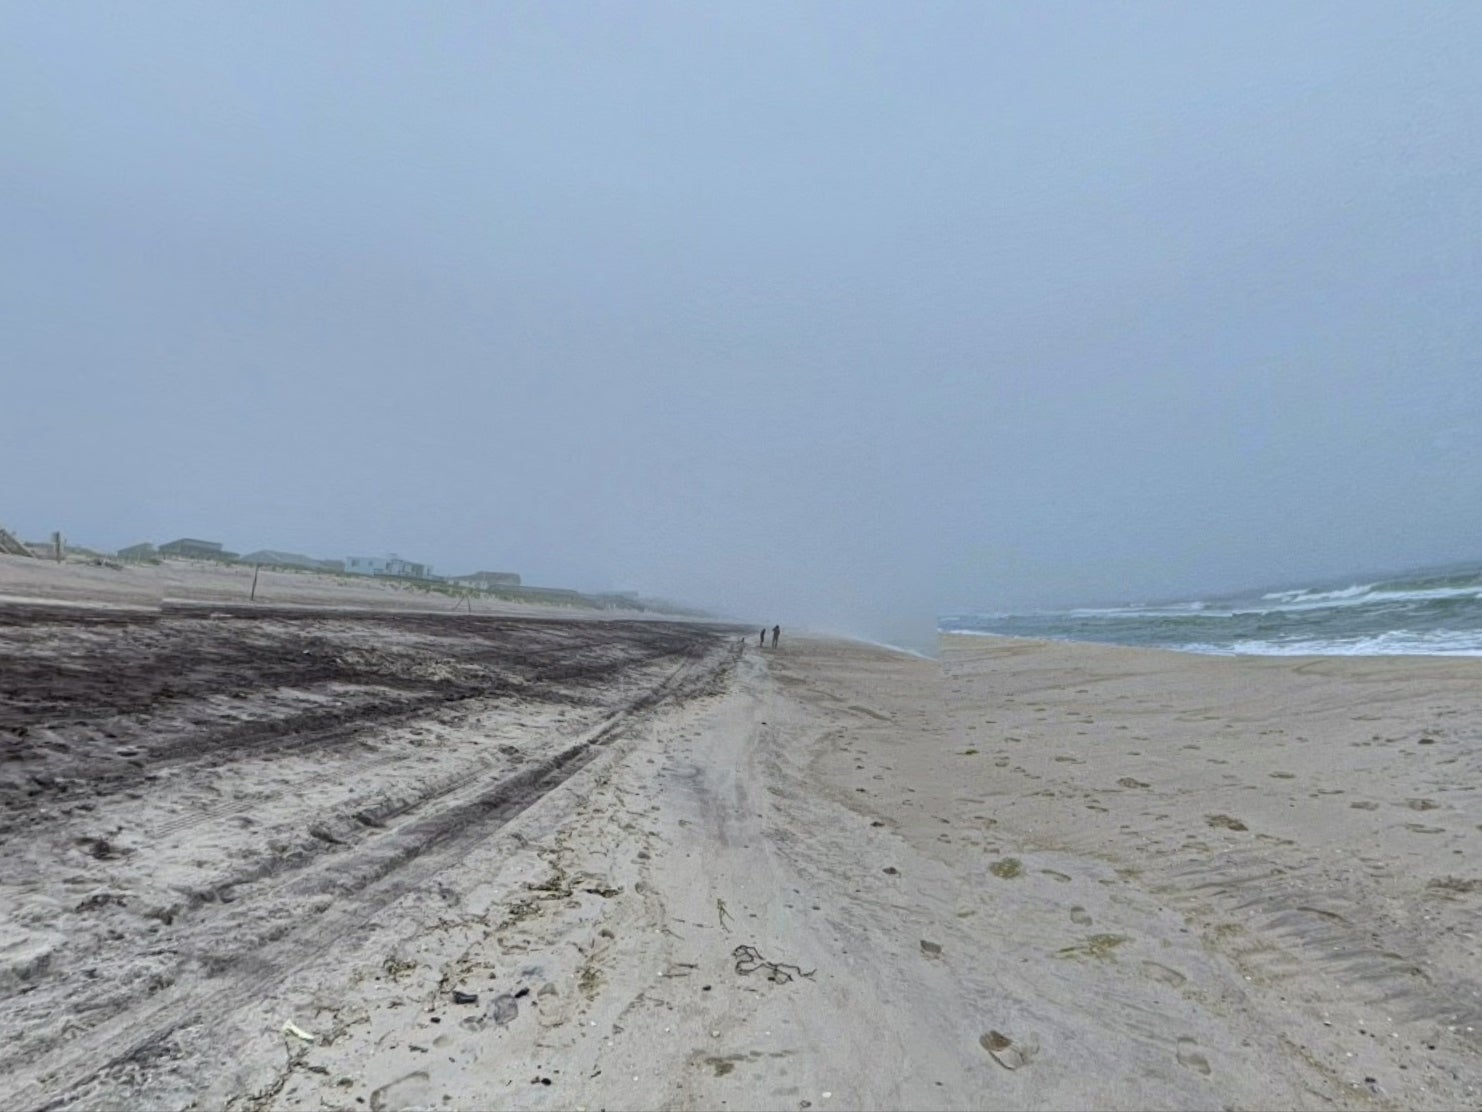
[940,561,1482,657]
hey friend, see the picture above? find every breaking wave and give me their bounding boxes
[941,561,1482,657]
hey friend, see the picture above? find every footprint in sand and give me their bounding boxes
[1140,961,1186,987]
[1176,1036,1211,1075]
[1069,905,1093,926]
[980,1030,1039,1070]
[535,982,569,1028]
[370,1071,433,1112]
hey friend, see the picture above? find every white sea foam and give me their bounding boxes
[1179,629,1482,657]
[1066,602,1221,619]
[1073,583,1482,621]
[864,639,936,659]
[1240,584,1482,615]
[1260,583,1374,604]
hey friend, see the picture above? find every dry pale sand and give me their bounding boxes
[0,554,645,618]
[4,599,1481,1110]
[932,634,1482,1109]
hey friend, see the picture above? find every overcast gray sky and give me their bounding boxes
[4,2,1480,644]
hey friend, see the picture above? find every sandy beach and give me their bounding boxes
[3,565,1481,1109]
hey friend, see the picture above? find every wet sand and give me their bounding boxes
[3,585,1481,1109]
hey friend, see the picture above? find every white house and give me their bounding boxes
[344,554,434,579]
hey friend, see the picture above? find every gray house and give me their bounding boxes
[159,538,239,561]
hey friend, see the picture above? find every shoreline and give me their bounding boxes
[3,593,1480,1107]
[940,624,1482,658]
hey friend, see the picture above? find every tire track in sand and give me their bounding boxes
[5,642,731,1112]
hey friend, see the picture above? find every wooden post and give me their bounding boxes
[250,564,261,601]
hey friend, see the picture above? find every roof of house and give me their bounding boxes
[239,549,324,567]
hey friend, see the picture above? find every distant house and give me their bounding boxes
[593,591,641,610]
[159,538,239,561]
[238,549,338,572]
[507,585,587,604]
[448,571,522,590]
[117,543,157,561]
[344,554,434,579]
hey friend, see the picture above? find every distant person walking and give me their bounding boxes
[759,628,766,647]
[771,624,780,648]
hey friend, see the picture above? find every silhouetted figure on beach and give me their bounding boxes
[771,624,780,648]
[759,628,766,647]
